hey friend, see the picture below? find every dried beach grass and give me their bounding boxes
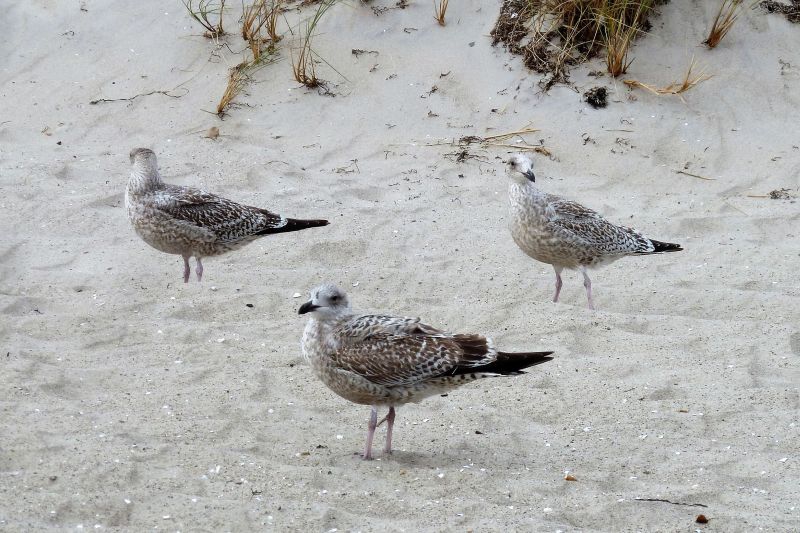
[431,126,553,157]
[183,0,227,38]
[704,0,745,48]
[242,0,283,62]
[623,57,711,99]
[217,61,251,116]
[602,0,653,76]
[291,0,337,88]
[434,0,449,26]
[265,0,282,42]
[216,49,277,116]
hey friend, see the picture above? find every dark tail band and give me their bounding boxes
[648,239,683,253]
[467,351,554,376]
[257,218,329,235]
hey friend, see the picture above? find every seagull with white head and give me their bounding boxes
[506,152,682,309]
[298,283,554,460]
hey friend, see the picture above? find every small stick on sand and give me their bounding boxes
[488,143,552,156]
[673,169,715,181]
[481,127,541,142]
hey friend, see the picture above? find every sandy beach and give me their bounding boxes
[2,0,799,530]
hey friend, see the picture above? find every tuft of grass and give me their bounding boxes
[623,57,711,99]
[602,0,653,77]
[216,49,277,116]
[242,0,283,62]
[265,0,283,42]
[291,0,337,88]
[492,0,659,89]
[242,0,283,43]
[433,0,449,26]
[217,61,252,116]
[704,0,745,48]
[183,0,227,38]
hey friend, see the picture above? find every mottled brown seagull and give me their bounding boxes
[299,284,553,460]
[126,148,328,282]
[506,153,682,309]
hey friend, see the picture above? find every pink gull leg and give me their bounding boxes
[553,266,564,303]
[182,255,191,283]
[581,267,595,310]
[379,406,396,455]
[363,406,378,460]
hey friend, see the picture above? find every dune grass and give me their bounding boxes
[183,0,227,38]
[603,0,654,76]
[704,0,745,48]
[291,0,337,88]
[217,61,253,116]
[216,46,278,116]
[242,0,283,62]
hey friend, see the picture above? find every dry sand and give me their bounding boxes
[2,0,799,531]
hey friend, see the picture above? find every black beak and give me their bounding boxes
[298,301,319,315]
[524,169,536,182]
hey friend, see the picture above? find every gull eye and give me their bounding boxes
[330,295,339,303]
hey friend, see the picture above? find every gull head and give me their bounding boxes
[506,153,536,184]
[298,283,351,319]
[130,147,159,176]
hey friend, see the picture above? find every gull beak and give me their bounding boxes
[524,169,536,182]
[298,301,320,315]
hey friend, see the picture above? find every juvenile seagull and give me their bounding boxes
[506,153,682,309]
[299,284,553,460]
[126,148,328,282]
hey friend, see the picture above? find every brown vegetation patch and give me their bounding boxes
[492,1,668,89]
[760,0,800,23]
[491,0,535,53]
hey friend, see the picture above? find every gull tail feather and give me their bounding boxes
[257,217,329,235]
[636,239,683,254]
[469,351,554,376]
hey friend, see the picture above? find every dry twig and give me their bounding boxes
[673,169,715,181]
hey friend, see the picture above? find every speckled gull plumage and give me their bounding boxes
[298,284,553,460]
[125,148,329,282]
[505,153,683,309]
